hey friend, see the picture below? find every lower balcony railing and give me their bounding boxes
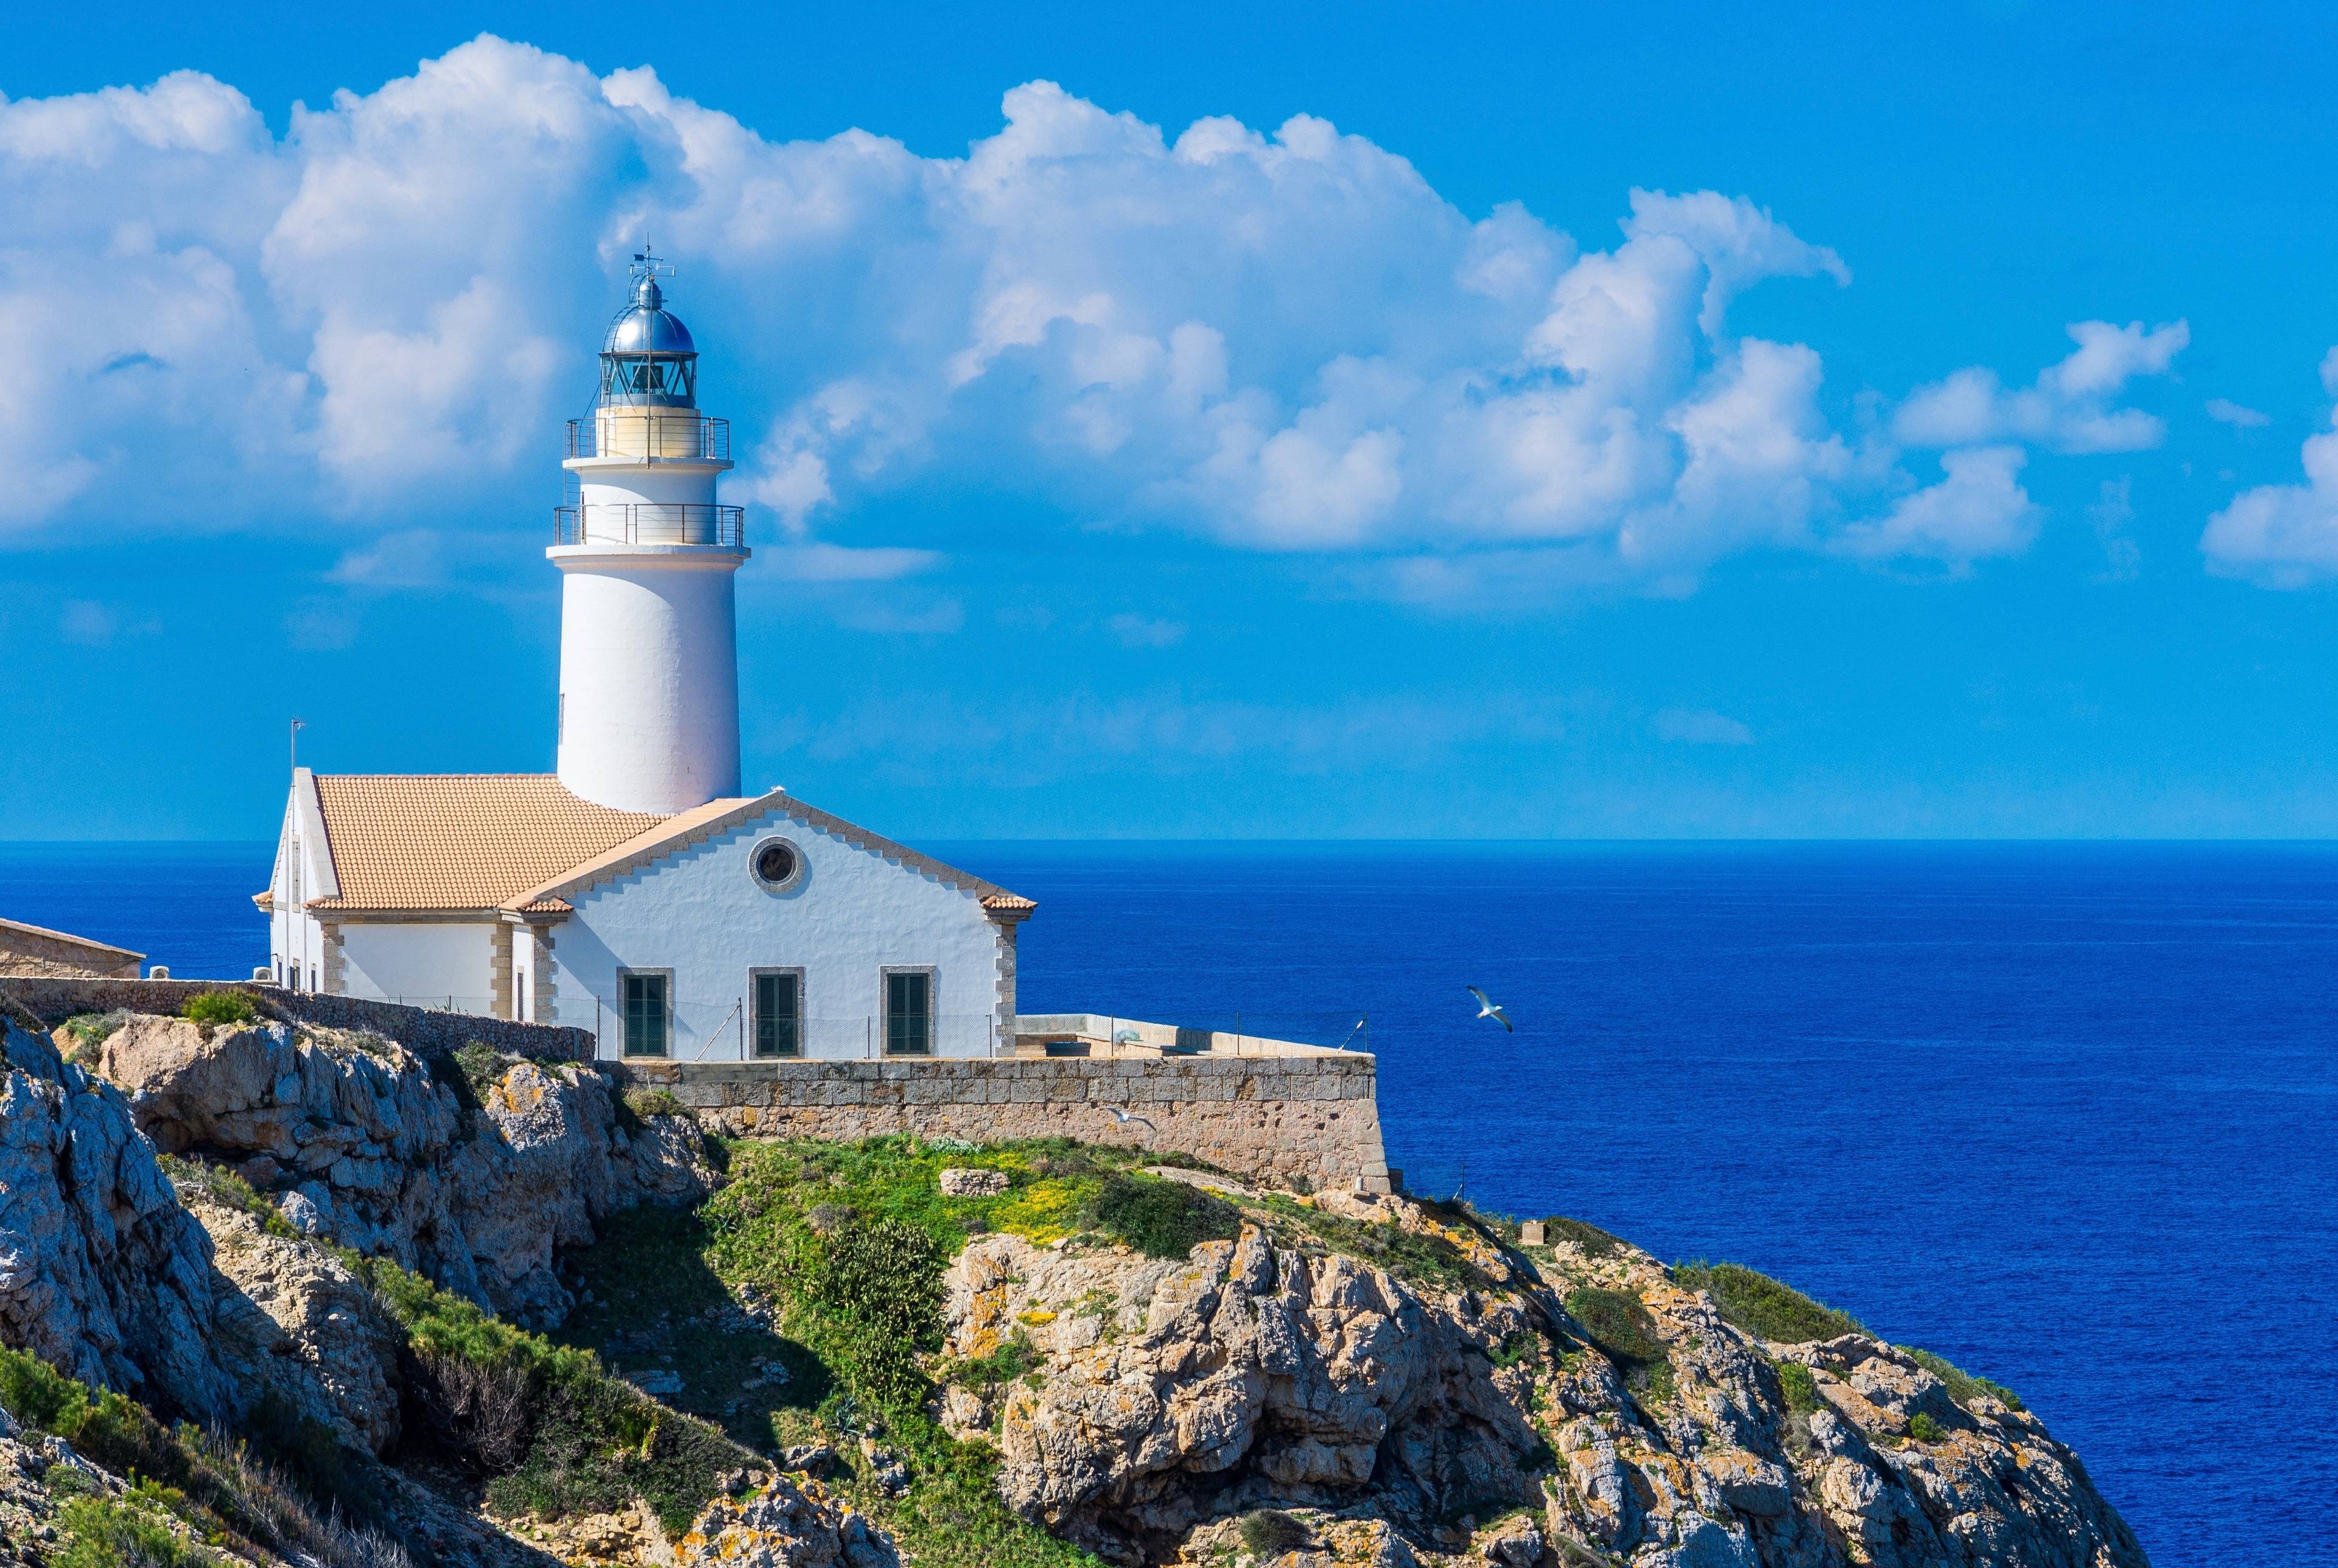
[554,504,746,547]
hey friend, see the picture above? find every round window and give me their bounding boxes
[751,838,802,891]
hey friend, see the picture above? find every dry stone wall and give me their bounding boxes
[620,1053,1392,1192]
[0,978,591,1064]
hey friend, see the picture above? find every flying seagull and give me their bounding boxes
[1467,987,1514,1032]
[1104,1107,1158,1135]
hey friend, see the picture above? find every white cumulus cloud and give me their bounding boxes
[0,39,2192,595]
[2202,351,2338,587]
[1895,321,2187,455]
[1836,446,2040,566]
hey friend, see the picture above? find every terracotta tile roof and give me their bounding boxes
[307,774,669,913]
[501,795,759,911]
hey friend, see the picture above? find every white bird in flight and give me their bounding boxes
[1467,987,1514,1032]
[1104,1107,1158,1134]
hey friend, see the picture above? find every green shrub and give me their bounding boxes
[623,1086,688,1122]
[58,1012,128,1066]
[0,1344,394,1565]
[452,1040,509,1102]
[0,1341,85,1431]
[1253,1192,1484,1292]
[159,1155,300,1240]
[1903,1346,2023,1412]
[1544,1217,1624,1259]
[345,1251,748,1534]
[1906,1411,1947,1444]
[1565,1287,1666,1368]
[1086,1175,1240,1260]
[181,990,256,1029]
[1240,1509,1311,1556]
[941,1331,1037,1393]
[1673,1261,1864,1345]
[0,1345,190,1489]
[54,1493,217,1568]
[1488,1331,1540,1370]
[801,1219,947,1407]
[1775,1361,1822,1416]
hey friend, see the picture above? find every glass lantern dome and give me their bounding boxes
[599,272,698,408]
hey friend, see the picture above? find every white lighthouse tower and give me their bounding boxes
[552,255,747,814]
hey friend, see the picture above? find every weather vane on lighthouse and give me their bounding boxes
[630,240,674,290]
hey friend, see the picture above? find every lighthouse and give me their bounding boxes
[551,255,747,814]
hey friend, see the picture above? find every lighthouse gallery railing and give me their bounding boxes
[565,413,731,462]
[553,504,746,547]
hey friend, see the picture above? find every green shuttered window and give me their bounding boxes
[885,970,932,1056]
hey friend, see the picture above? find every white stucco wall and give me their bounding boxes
[544,804,1008,1061]
[552,545,743,815]
[337,922,497,1009]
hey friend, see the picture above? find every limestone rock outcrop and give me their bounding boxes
[943,1220,1545,1561]
[0,1022,232,1420]
[940,1189,2148,1568]
[97,1017,707,1324]
[670,1480,902,1568]
[184,1183,404,1455]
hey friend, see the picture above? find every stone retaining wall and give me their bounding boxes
[617,1052,1392,1192]
[0,978,593,1064]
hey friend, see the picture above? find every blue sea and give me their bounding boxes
[6,840,2332,1566]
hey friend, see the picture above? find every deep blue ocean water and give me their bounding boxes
[5,840,2333,1566]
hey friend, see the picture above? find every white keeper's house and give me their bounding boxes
[258,261,1034,1062]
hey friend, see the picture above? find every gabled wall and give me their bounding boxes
[267,771,336,990]
[545,803,1008,1060]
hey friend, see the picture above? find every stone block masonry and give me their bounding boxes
[617,1052,1394,1193]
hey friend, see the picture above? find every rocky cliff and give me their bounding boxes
[0,1020,231,1419]
[935,1185,2144,1567]
[97,1014,707,1325]
[0,1004,2146,1568]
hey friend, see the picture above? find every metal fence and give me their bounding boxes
[1017,1010,1372,1055]
[387,993,502,1015]
[584,998,1005,1062]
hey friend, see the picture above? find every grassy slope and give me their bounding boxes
[553,1135,1169,1568]
[547,1133,1573,1566]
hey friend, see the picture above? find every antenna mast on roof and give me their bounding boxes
[290,717,306,778]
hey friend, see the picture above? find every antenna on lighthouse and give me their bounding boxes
[290,717,306,777]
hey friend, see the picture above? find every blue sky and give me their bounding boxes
[8,1,2338,840]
